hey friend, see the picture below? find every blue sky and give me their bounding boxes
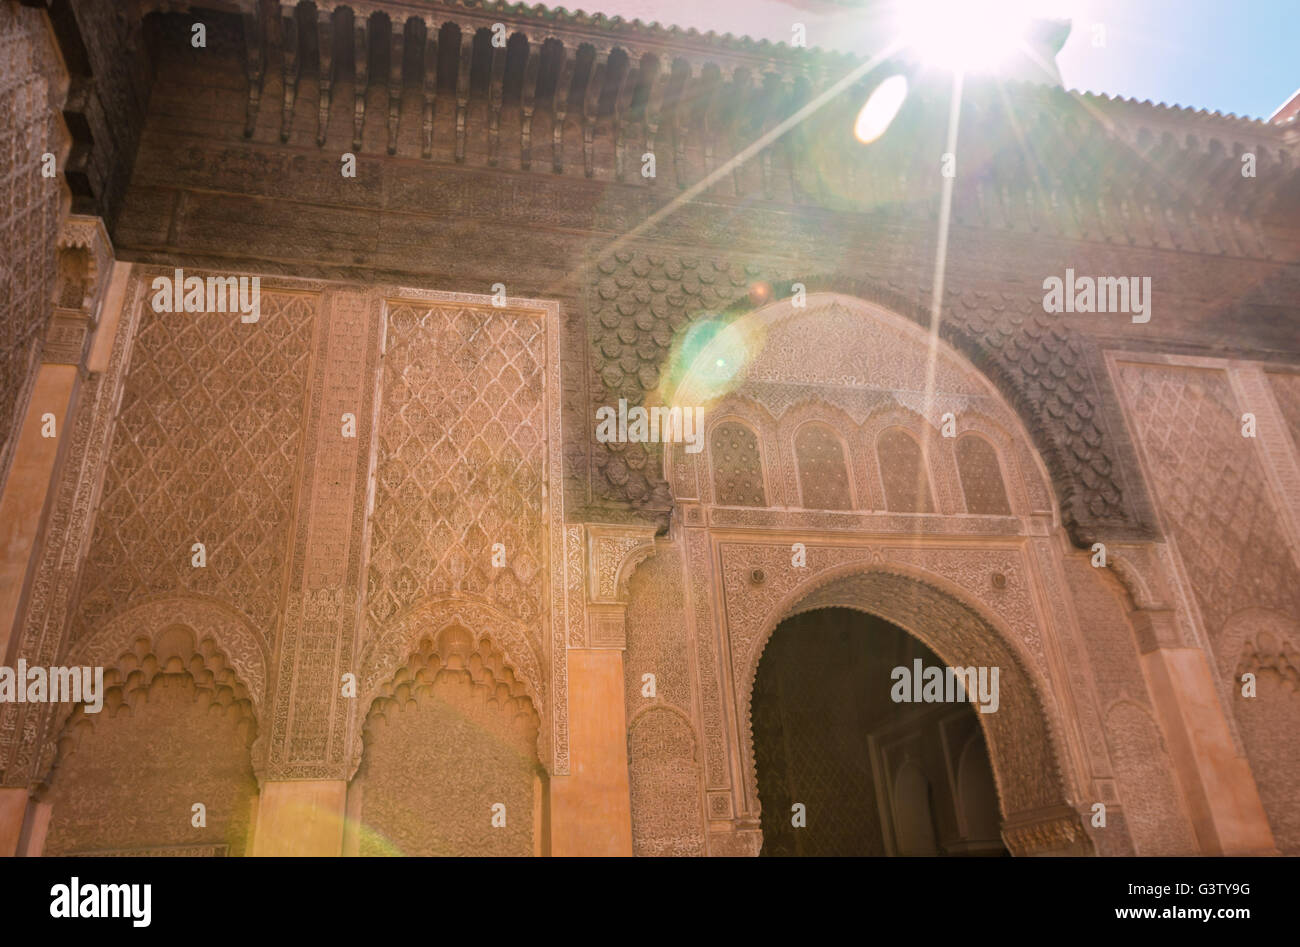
[1055,0,1298,119]
[591,1,1299,120]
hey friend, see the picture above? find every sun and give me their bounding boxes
[894,0,1038,73]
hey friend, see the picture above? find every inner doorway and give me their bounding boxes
[752,607,1008,856]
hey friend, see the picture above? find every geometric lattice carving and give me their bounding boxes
[368,304,546,634]
[795,423,852,510]
[711,421,765,506]
[1115,362,1300,642]
[74,290,315,642]
[628,708,705,856]
[1117,361,1300,853]
[877,428,934,513]
[0,3,66,487]
[956,434,1011,515]
[355,624,541,856]
[1266,372,1300,453]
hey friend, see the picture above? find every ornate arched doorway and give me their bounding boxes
[753,607,1006,856]
[651,291,1114,855]
[737,566,1089,855]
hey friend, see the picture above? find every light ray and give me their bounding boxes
[919,70,965,507]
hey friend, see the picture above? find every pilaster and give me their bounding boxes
[549,522,655,856]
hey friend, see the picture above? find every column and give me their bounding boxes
[0,216,114,856]
[1132,608,1277,855]
[549,523,656,856]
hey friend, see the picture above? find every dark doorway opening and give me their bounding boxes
[753,607,1008,856]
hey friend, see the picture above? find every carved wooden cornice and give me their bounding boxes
[184,2,1296,253]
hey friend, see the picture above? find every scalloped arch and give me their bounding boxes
[358,595,548,773]
[739,560,1086,846]
[65,596,269,714]
[677,283,1145,546]
[666,291,1060,521]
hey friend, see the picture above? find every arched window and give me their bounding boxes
[712,421,766,506]
[876,428,934,512]
[795,423,852,510]
[956,735,1003,849]
[956,435,1012,515]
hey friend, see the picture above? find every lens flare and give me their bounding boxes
[855,74,909,144]
[662,314,768,407]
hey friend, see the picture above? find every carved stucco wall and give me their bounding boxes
[587,261,1152,546]
[1113,357,1300,852]
[365,302,547,630]
[668,296,1056,520]
[3,271,311,788]
[72,287,316,647]
[664,295,1119,855]
[0,2,68,490]
[627,707,706,857]
[624,545,692,720]
[6,274,574,845]
[1062,557,1198,855]
[1103,701,1198,856]
[623,544,707,855]
[359,294,567,775]
[1113,361,1300,635]
[42,626,259,856]
[8,246,1288,857]
[352,626,542,857]
[1225,609,1300,854]
[1,273,147,785]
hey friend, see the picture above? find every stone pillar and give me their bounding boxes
[0,365,76,659]
[1133,608,1276,855]
[0,788,26,857]
[254,289,383,854]
[550,524,655,856]
[0,216,113,662]
[0,788,50,857]
[250,780,348,856]
[0,216,113,853]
